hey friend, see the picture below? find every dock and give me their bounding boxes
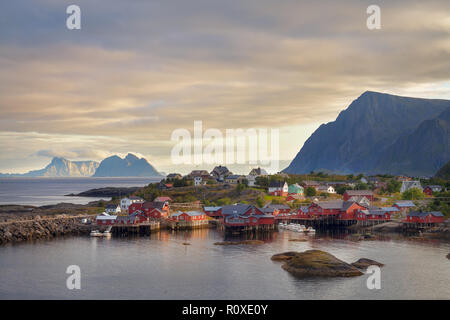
[111,221,160,236]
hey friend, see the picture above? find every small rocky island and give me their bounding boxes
[272,250,383,277]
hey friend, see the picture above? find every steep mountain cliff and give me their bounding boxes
[284,91,450,176]
[435,161,450,180]
[93,153,161,177]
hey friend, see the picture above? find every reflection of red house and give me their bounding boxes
[129,201,170,218]
[405,211,444,224]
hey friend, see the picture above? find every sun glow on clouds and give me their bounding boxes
[0,0,450,173]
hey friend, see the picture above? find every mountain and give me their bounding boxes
[93,153,161,177]
[0,157,99,177]
[374,108,450,176]
[435,161,450,180]
[284,91,450,176]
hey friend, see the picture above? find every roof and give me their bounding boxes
[408,211,444,217]
[221,204,253,216]
[345,190,374,196]
[299,206,309,213]
[171,211,205,217]
[203,206,222,212]
[380,207,399,212]
[142,201,167,210]
[167,173,182,178]
[154,196,172,202]
[317,185,332,191]
[211,165,230,176]
[128,196,143,200]
[96,214,117,220]
[225,174,242,180]
[394,200,416,208]
[249,167,268,176]
[313,200,360,211]
[424,185,442,189]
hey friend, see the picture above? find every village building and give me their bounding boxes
[96,212,117,225]
[105,204,121,214]
[405,211,444,224]
[286,194,304,202]
[210,165,231,181]
[129,201,170,218]
[343,190,374,201]
[423,185,443,196]
[203,206,222,219]
[120,196,144,211]
[249,167,268,176]
[393,200,416,214]
[307,200,368,220]
[400,181,423,193]
[288,183,304,195]
[264,203,290,215]
[187,170,211,180]
[193,176,205,186]
[158,181,173,190]
[154,196,172,203]
[268,181,288,197]
[166,173,182,180]
[115,212,149,225]
[170,211,208,222]
[356,209,391,221]
[301,180,320,190]
[317,185,336,194]
[224,174,245,184]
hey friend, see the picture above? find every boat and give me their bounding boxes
[305,227,316,233]
[90,228,112,237]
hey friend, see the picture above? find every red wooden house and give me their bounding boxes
[203,206,223,219]
[264,204,290,215]
[115,212,148,225]
[170,211,208,222]
[356,209,391,221]
[343,190,374,202]
[129,201,170,218]
[307,200,368,220]
[423,185,443,196]
[405,211,444,224]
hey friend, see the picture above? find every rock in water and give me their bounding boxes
[351,258,384,269]
[274,250,363,277]
[447,253,450,260]
[271,252,299,261]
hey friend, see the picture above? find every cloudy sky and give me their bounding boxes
[1,0,449,174]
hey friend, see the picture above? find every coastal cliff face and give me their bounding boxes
[0,214,96,244]
[284,91,450,176]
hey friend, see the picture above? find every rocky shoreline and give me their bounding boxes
[0,214,98,244]
[66,187,141,197]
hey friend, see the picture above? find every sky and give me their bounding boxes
[0,0,450,174]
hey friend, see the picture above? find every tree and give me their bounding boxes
[305,187,316,197]
[355,182,369,190]
[255,176,269,187]
[402,188,424,200]
[236,183,246,194]
[386,179,401,193]
[336,185,351,195]
[256,197,265,208]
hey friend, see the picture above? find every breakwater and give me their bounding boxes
[0,214,96,244]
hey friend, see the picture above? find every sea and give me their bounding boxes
[0,177,162,206]
[0,229,449,299]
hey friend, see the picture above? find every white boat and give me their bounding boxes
[90,229,112,237]
[305,227,316,233]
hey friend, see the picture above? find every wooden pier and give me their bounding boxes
[166,219,211,231]
[111,221,160,236]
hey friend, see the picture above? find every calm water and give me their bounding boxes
[0,177,162,206]
[0,229,449,299]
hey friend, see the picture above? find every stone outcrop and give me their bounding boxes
[351,258,384,269]
[272,250,364,277]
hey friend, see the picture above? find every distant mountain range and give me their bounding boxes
[0,153,162,177]
[284,91,450,177]
[93,153,161,177]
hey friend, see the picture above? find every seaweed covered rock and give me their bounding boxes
[273,250,363,277]
[351,258,384,269]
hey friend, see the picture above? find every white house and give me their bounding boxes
[194,176,204,186]
[400,181,423,193]
[268,181,288,196]
[317,185,336,194]
[120,196,144,211]
[105,204,121,214]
